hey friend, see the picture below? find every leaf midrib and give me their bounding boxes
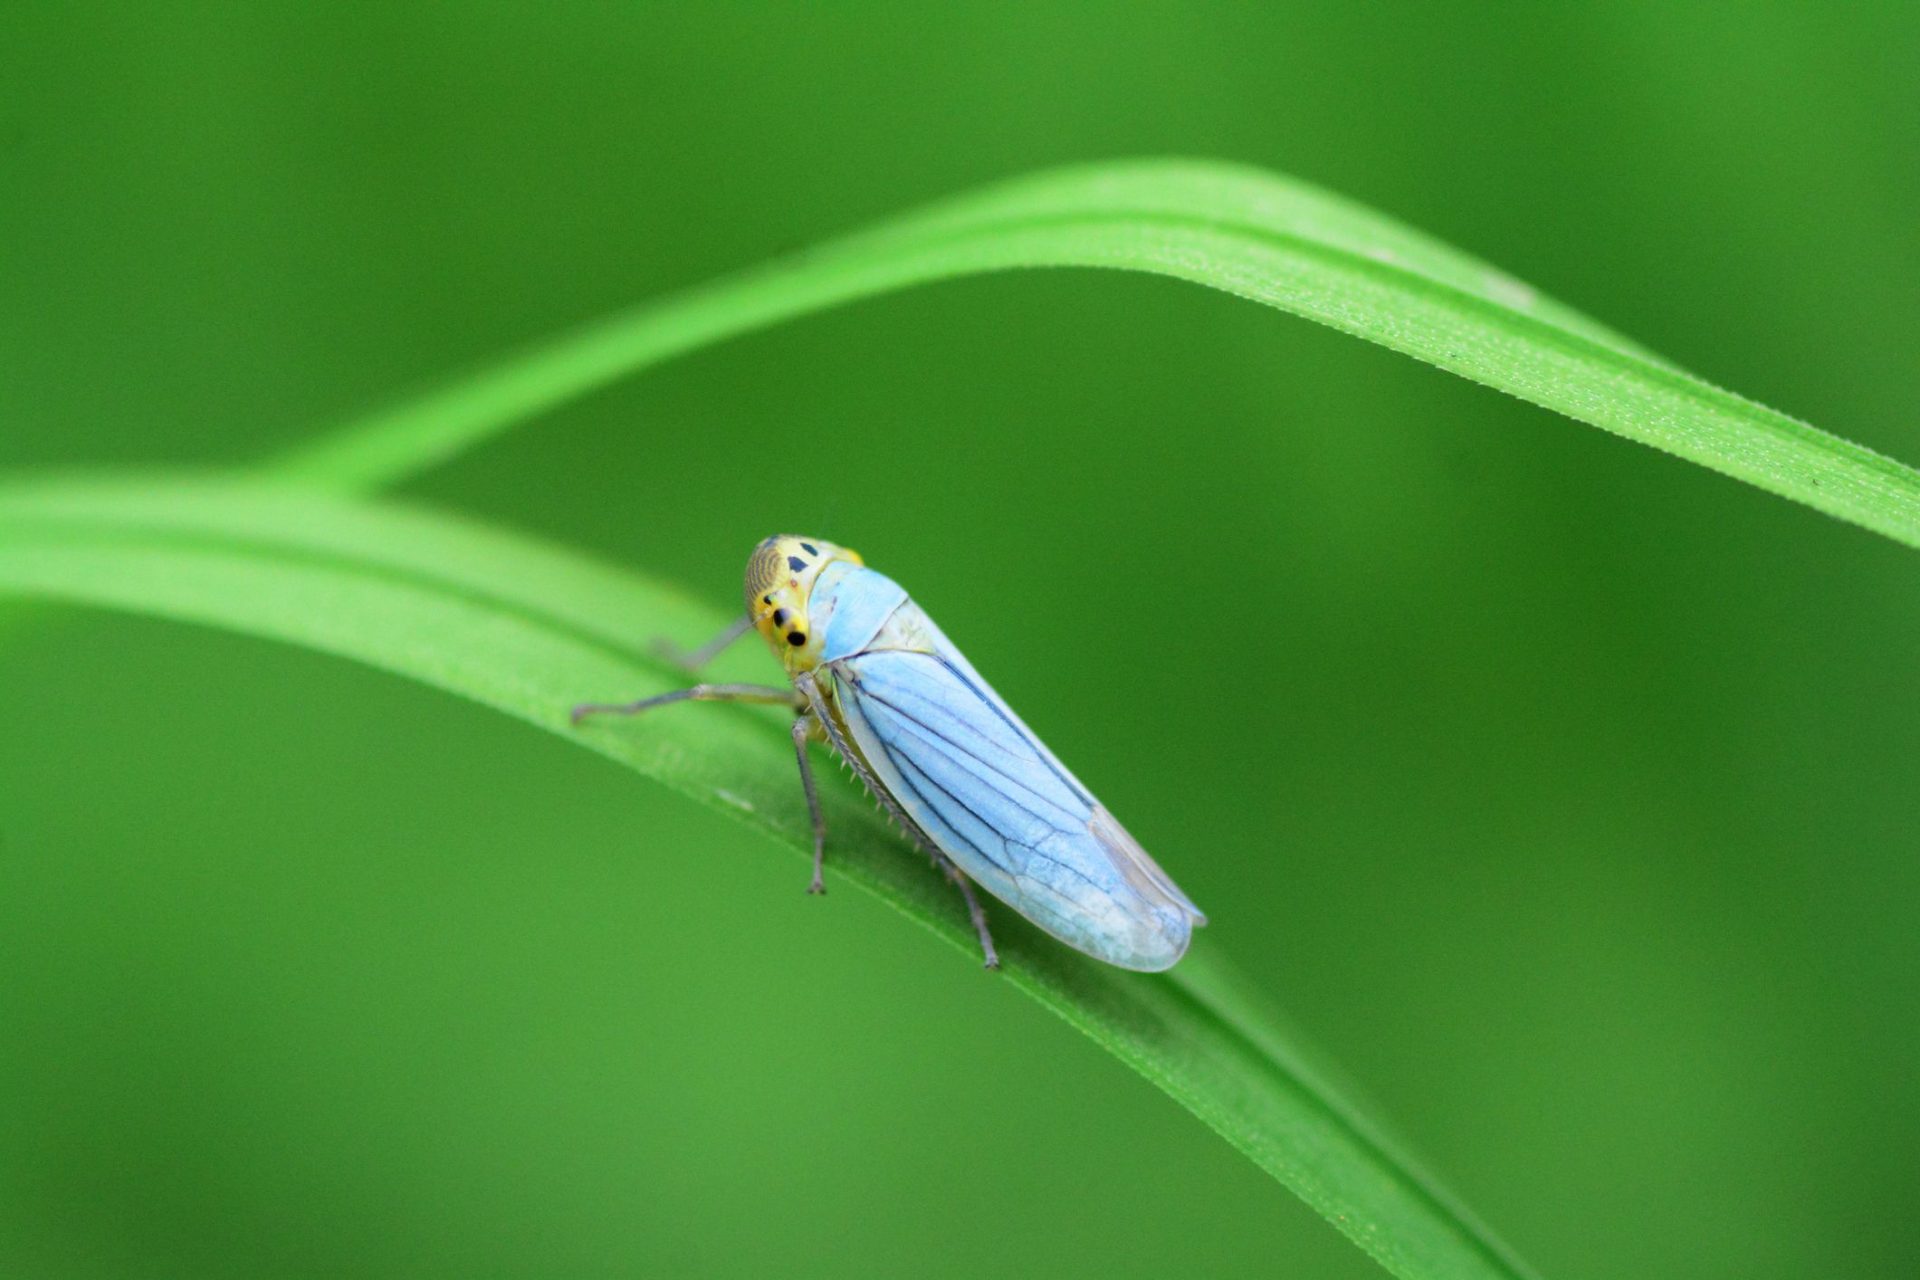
[833,200,1670,361]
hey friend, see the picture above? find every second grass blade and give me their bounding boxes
[279,158,1920,550]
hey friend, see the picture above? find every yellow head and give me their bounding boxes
[743,535,864,671]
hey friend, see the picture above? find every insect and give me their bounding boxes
[572,536,1206,971]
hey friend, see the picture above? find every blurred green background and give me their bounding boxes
[5,5,1918,1277]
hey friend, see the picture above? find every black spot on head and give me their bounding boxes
[800,542,818,556]
[786,630,806,646]
[787,555,807,572]
[772,608,790,626]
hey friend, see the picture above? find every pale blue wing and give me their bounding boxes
[829,645,1204,971]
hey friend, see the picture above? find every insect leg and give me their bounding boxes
[570,682,800,725]
[652,616,753,672]
[790,714,829,895]
[934,856,1000,970]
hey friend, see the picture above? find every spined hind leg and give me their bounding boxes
[932,854,1000,970]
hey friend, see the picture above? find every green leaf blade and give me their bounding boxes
[0,475,1538,1280]
[279,157,1920,549]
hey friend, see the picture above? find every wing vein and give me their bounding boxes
[861,690,1083,830]
[851,657,1091,805]
[875,737,1011,875]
